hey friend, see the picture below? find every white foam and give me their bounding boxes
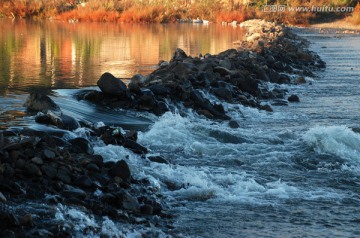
[100,217,125,237]
[55,205,97,234]
[55,205,170,237]
[94,144,134,162]
[303,125,360,162]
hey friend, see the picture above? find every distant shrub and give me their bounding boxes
[216,8,254,23]
[347,2,360,25]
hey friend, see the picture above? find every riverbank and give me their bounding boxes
[311,19,360,30]
[1,0,359,26]
[0,19,327,237]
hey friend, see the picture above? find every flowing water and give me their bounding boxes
[1,20,360,237]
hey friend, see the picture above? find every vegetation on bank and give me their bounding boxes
[0,0,359,25]
[346,1,360,24]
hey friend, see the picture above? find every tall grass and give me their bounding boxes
[346,2,360,25]
[0,0,358,25]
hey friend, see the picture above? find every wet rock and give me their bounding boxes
[212,87,233,102]
[58,114,80,130]
[3,137,39,151]
[29,229,54,237]
[295,76,307,84]
[272,99,289,106]
[62,187,87,200]
[86,163,100,172]
[108,160,131,181]
[121,191,140,212]
[35,111,80,130]
[24,163,42,177]
[97,72,127,97]
[20,214,33,226]
[44,194,63,204]
[24,92,60,112]
[77,90,104,102]
[0,209,20,228]
[41,164,57,179]
[123,139,148,154]
[3,164,15,179]
[288,94,300,102]
[171,48,188,62]
[277,74,291,84]
[137,89,157,111]
[260,104,273,112]
[213,66,233,76]
[68,137,94,155]
[140,204,154,215]
[9,150,20,160]
[0,192,7,202]
[43,149,56,159]
[128,76,144,94]
[232,77,260,96]
[56,167,72,184]
[148,84,171,96]
[147,155,170,164]
[100,129,119,145]
[124,130,138,142]
[31,157,43,165]
[228,120,240,129]
[219,59,232,70]
[74,175,93,189]
[15,159,26,170]
[190,89,230,120]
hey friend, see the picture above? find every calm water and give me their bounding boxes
[1,20,360,237]
[0,19,244,93]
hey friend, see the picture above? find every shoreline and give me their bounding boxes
[309,19,360,31]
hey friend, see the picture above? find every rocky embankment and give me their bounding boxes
[78,19,325,120]
[1,94,170,237]
[0,20,325,237]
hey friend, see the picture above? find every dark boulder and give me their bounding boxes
[24,92,60,113]
[228,120,240,128]
[212,87,233,102]
[232,77,260,96]
[35,111,80,130]
[123,139,148,154]
[68,137,94,155]
[137,89,157,111]
[148,84,171,96]
[128,74,148,94]
[62,187,87,200]
[147,155,170,164]
[277,74,291,84]
[108,160,131,180]
[97,72,127,97]
[288,94,300,102]
[171,48,188,62]
[190,89,230,120]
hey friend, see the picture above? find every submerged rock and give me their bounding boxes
[288,94,300,102]
[24,92,60,112]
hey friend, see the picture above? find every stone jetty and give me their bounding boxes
[78,19,325,118]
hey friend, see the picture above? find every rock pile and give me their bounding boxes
[78,19,325,119]
[0,101,169,236]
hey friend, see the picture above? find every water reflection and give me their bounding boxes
[0,19,245,94]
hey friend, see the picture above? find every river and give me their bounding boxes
[1,19,360,237]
